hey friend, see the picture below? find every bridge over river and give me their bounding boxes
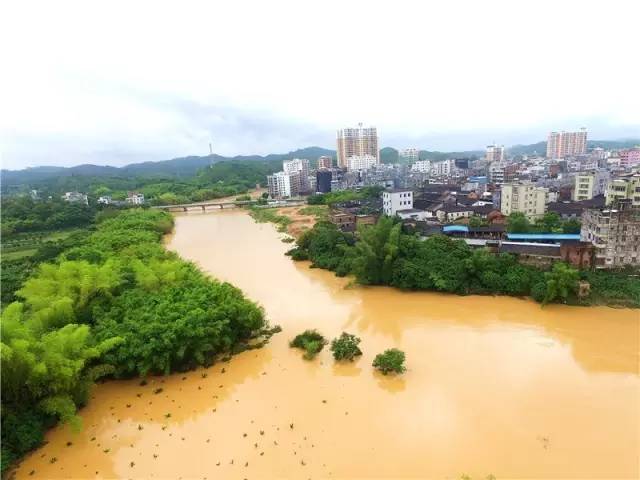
[152,198,305,212]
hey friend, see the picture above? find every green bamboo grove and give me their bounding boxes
[1,209,270,473]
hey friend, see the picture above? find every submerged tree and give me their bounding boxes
[330,332,362,361]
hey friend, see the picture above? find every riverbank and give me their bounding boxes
[1,209,274,476]
[249,204,328,238]
[287,218,640,308]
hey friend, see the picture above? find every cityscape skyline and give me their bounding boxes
[2,1,639,170]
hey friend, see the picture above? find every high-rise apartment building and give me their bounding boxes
[336,125,379,168]
[619,148,640,168]
[267,171,300,199]
[316,170,332,193]
[573,170,610,201]
[283,158,311,193]
[546,129,587,159]
[486,144,505,163]
[317,156,333,170]
[500,183,548,220]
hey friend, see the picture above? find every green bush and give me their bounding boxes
[330,332,362,361]
[373,348,406,375]
[290,330,327,360]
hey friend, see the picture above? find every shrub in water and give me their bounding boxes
[372,348,406,375]
[330,332,362,361]
[290,330,327,360]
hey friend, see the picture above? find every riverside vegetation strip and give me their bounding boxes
[0,209,276,474]
[286,217,640,308]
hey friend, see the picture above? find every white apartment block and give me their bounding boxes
[546,129,587,159]
[500,183,547,220]
[267,171,300,199]
[486,144,505,163]
[573,170,610,201]
[431,159,455,176]
[398,148,419,163]
[283,158,311,192]
[411,160,431,173]
[336,125,379,168]
[383,189,413,216]
[346,154,377,172]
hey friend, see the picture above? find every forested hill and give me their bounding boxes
[1,147,336,188]
[4,139,639,189]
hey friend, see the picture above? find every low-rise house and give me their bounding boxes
[397,208,433,221]
[329,212,356,232]
[63,191,88,205]
[126,192,145,205]
[435,204,473,223]
[355,214,378,227]
[97,195,112,205]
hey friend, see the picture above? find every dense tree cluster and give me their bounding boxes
[288,218,640,307]
[506,212,581,234]
[1,197,96,235]
[1,209,268,472]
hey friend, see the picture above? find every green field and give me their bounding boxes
[1,228,82,261]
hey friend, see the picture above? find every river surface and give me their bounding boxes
[15,210,640,479]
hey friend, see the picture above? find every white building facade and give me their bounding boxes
[283,158,311,192]
[267,171,300,198]
[346,154,377,172]
[411,160,431,173]
[383,189,413,216]
[573,170,610,201]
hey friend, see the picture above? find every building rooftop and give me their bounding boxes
[442,225,469,233]
[385,188,413,194]
[506,233,581,241]
[439,204,474,213]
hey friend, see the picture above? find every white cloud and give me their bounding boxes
[1,0,639,168]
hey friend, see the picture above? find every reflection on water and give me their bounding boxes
[15,210,640,479]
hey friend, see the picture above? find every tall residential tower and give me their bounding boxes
[336,124,379,168]
[546,128,587,159]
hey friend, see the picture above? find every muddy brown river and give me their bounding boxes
[14,210,640,479]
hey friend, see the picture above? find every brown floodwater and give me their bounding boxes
[14,210,640,479]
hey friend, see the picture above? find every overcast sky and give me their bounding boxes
[1,0,639,169]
